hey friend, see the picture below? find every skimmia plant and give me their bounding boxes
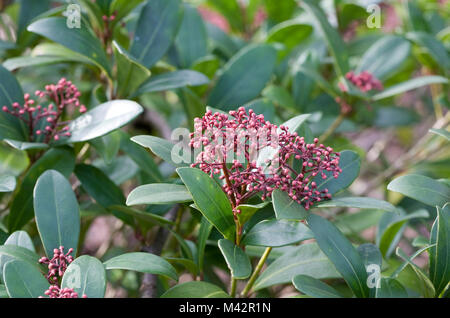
[0,0,448,300]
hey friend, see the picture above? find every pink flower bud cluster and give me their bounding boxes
[189,108,342,211]
[342,71,383,92]
[2,78,85,143]
[39,246,74,284]
[40,285,86,298]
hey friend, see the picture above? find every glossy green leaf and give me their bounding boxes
[27,17,111,75]
[0,175,15,192]
[314,150,361,195]
[0,143,29,177]
[0,65,27,141]
[0,231,36,281]
[104,252,177,281]
[174,3,207,67]
[126,183,192,205]
[134,70,209,96]
[207,44,277,110]
[372,76,448,101]
[253,243,340,291]
[161,281,229,298]
[387,174,450,207]
[131,135,191,167]
[302,0,349,77]
[218,239,251,279]
[242,219,313,247]
[177,167,235,240]
[197,217,213,273]
[316,196,397,213]
[292,274,342,298]
[307,213,369,298]
[0,245,41,273]
[376,278,408,298]
[429,205,450,297]
[262,85,296,110]
[66,100,143,143]
[272,189,308,220]
[8,147,75,232]
[357,243,382,298]
[89,131,121,165]
[3,139,48,151]
[357,35,411,80]
[130,0,182,68]
[378,209,429,257]
[3,260,49,298]
[113,41,151,98]
[33,170,80,257]
[61,255,106,298]
[266,21,312,58]
[407,31,450,71]
[236,202,269,226]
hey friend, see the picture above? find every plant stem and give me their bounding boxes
[230,277,237,298]
[319,113,345,143]
[241,247,272,297]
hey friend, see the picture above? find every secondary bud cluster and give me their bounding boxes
[39,246,74,284]
[342,71,383,92]
[190,108,341,211]
[40,285,86,299]
[2,78,85,143]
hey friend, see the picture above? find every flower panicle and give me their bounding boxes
[2,78,85,142]
[189,107,342,211]
[39,245,74,284]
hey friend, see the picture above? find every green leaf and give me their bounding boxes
[197,217,213,273]
[377,210,429,257]
[8,147,75,232]
[109,205,174,227]
[236,202,269,226]
[357,243,382,298]
[131,135,191,167]
[376,278,408,298]
[242,219,313,247]
[0,175,15,192]
[307,213,369,298]
[429,205,450,297]
[74,164,133,225]
[372,76,448,101]
[134,70,209,96]
[218,239,251,279]
[206,0,242,31]
[161,281,229,298]
[61,255,106,298]
[316,196,397,213]
[177,167,235,240]
[104,252,178,281]
[66,100,143,143]
[0,231,36,281]
[89,131,121,165]
[113,41,151,98]
[314,150,361,195]
[302,0,349,77]
[173,3,207,68]
[207,44,277,110]
[387,174,450,207]
[266,21,312,58]
[0,143,29,177]
[395,247,435,298]
[126,183,192,205]
[292,274,343,298]
[429,128,450,141]
[119,131,163,182]
[0,245,41,274]
[261,85,296,110]
[33,170,80,257]
[272,189,308,220]
[3,260,49,298]
[407,31,450,71]
[0,65,27,141]
[130,0,182,68]
[253,243,340,291]
[27,17,111,75]
[3,139,48,151]
[357,35,411,80]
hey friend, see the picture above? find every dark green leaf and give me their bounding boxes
[218,239,251,279]
[33,170,80,257]
[292,274,342,298]
[177,167,235,240]
[126,183,192,205]
[307,213,369,298]
[387,174,450,207]
[3,260,49,298]
[376,278,408,298]
[104,252,178,281]
[272,189,308,220]
[161,281,229,298]
[316,196,397,213]
[242,219,313,247]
